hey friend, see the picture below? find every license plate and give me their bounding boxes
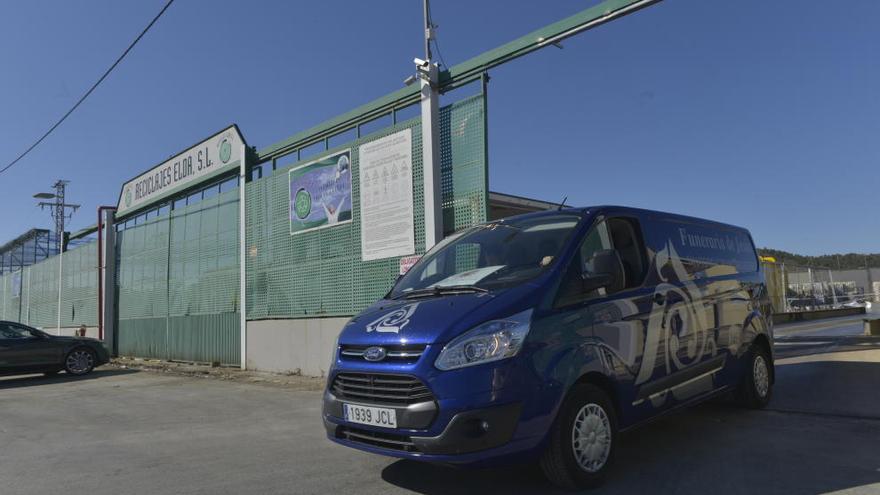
[343,403,397,428]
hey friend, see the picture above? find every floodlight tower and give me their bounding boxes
[34,180,80,253]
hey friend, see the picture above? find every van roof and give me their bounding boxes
[492,205,751,234]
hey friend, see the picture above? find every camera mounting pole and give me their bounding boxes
[420,0,443,250]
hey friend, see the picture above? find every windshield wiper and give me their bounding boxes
[393,285,489,300]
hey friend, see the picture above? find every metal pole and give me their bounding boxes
[423,0,432,63]
[239,143,248,370]
[807,267,815,309]
[828,269,838,307]
[420,0,443,250]
[780,262,788,313]
[56,181,65,254]
[25,267,30,325]
[56,251,63,334]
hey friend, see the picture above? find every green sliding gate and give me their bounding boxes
[116,189,240,365]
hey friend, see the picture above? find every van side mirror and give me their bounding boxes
[581,249,625,294]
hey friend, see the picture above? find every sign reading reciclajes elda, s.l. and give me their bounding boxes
[359,129,415,261]
[117,125,245,215]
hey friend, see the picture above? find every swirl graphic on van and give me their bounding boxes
[366,303,419,334]
[635,240,716,386]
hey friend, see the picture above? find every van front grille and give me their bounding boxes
[330,372,434,406]
[339,344,426,363]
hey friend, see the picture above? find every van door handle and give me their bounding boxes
[653,293,666,306]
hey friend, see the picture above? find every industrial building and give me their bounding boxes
[0,85,561,376]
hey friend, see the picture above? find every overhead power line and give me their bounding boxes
[0,0,175,177]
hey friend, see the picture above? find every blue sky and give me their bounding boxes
[0,0,877,255]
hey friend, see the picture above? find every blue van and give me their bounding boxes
[323,206,774,489]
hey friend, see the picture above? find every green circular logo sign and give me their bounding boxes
[294,188,312,219]
[124,188,132,207]
[219,139,232,164]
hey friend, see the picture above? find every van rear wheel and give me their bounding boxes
[736,343,772,409]
[539,384,617,490]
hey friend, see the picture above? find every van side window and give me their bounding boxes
[607,217,648,289]
[555,222,613,307]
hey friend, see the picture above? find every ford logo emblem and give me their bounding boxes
[363,346,387,362]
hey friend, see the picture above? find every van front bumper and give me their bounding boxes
[323,390,525,458]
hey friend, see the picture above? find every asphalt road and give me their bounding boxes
[2,320,880,495]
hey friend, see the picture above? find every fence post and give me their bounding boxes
[239,141,248,370]
[56,251,63,335]
[828,269,838,307]
[25,267,30,326]
[780,262,788,312]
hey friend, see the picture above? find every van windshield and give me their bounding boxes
[389,213,582,299]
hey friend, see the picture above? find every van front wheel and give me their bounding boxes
[540,384,617,490]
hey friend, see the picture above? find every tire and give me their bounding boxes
[64,347,96,376]
[736,343,772,409]
[540,384,617,490]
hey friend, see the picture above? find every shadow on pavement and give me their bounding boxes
[0,367,138,390]
[382,357,880,495]
[772,358,880,419]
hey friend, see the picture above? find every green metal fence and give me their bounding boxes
[0,241,98,330]
[60,241,98,328]
[116,189,240,365]
[245,93,487,320]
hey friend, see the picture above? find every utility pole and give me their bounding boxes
[418,0,443,250]
[34,180,79,253]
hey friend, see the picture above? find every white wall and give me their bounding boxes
[246,317,348,377]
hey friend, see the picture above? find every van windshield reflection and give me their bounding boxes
[389,214,581,299]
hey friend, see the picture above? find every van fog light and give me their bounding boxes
[435,309,533,370]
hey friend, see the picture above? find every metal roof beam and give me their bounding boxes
[255,0,660,162]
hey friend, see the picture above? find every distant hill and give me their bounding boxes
[758,248,880,269]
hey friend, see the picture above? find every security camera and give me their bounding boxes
[413,57,428,67]
[403,75,417,86]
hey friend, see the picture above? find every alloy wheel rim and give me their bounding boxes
[753,354,769,398]
[571,403,612,473]
[66,350,94,375]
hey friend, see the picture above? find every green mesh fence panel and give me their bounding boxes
[246,93,487,319]
[20,268,30,325]
[60,241,98,327]
[0,273,15,322]
[0,270,29,324]
[116,189,240,365]
[117,215,170,320]
[27,256,60,329]
[0,245,97,328]
[168,190,240,316]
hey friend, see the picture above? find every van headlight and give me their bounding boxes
[435,309,533,371]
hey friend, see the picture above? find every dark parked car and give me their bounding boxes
[0,321,110,377]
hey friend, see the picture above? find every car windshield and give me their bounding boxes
[389,213,582,299]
